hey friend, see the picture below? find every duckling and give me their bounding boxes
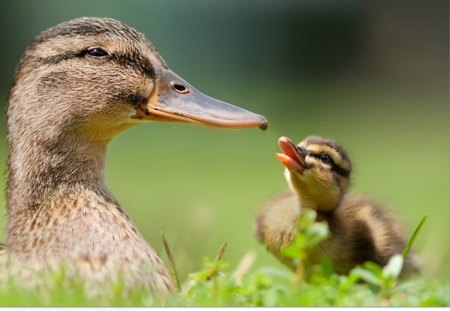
[4,17,268,293]
[255,136,419,276]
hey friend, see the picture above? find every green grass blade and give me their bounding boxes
[402,215,427,257]
[161,232,181,292]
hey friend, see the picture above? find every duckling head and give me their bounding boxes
[276,135,352,211]
[8,17,267,144]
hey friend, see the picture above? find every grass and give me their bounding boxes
[402,215,427,258]
[1,272,446,307]
[0,80,448,306]
[0,211,447,306]
[0,260,448,307]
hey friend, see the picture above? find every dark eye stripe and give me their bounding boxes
[38,50,156,80]
[109,52,155,79]
[310,153,350,177]
[331,164,350,177]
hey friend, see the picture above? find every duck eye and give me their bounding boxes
[86,47,108,57]
[170,82,190,94]
[319,154,332,164]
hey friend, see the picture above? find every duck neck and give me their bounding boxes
[5,134,129,255]
[7,136,109,214]
[295,191,342,214]
[6,130,156,262]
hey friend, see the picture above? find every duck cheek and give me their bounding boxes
[311,167,332,186]
[74,103,141,141]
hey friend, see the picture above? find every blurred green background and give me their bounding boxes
[0,0,448,281]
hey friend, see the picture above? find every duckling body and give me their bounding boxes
[4,17,267,293]
[255,136,419,276]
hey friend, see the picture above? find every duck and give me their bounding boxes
[255,135,420,276]
[3,17,268,294]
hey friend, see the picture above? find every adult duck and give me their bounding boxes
[5,17,267,293]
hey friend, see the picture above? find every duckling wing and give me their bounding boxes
[325,194,420,276]
[255,192,300,267]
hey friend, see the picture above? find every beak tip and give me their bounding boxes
[259,121,268,131]
[258,117,269,131]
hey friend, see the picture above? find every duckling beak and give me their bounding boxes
[276,136,306,173]
[136,70,268,130]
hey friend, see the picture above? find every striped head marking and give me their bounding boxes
[276,135,352,211]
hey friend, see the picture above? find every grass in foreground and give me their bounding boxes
[0,213,447,307]
[0,257,448,307]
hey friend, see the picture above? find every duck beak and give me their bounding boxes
[136,69,268,130]
[276,136,306,173]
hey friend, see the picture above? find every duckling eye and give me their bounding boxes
[318,154,332,164]
[86,47,108,57]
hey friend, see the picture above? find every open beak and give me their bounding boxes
[135,69,268,130]
[276,136,306,173]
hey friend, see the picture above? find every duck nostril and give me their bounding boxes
[171,82,190,94]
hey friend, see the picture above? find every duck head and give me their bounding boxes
[8,17,267,144]
[276,136,352,211]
